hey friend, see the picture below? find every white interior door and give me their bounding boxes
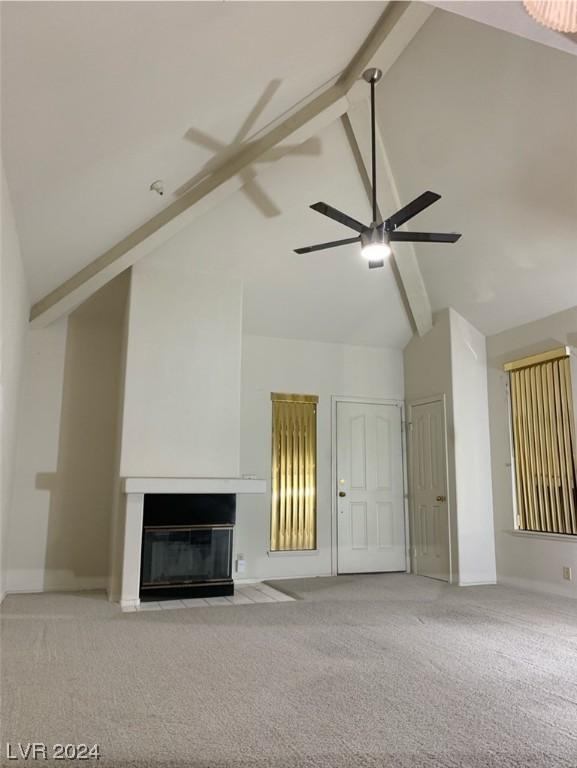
[409,399,450,581]
[336,401,406,574]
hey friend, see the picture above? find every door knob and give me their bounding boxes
[339,491,346,497]
[436,495,446,502]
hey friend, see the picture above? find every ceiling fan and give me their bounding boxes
[294,68,461,268]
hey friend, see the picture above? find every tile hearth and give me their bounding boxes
[122,582,294,612]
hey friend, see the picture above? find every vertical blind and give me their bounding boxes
[270,393,317,551]
[506,348,577,535]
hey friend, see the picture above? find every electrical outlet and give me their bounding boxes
[236,554,246,574]
[562,566,572,581]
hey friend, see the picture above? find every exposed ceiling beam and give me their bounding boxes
[344,1,434,103]
[30,1,434,327]
[30,92,349,326]
[343,100,433,337]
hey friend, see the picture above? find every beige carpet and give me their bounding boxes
[1,574,577,767]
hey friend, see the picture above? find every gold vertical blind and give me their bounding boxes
[270,393,318,551]
[505,348,577,535]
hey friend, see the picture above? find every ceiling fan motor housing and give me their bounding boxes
[361,224,388,250]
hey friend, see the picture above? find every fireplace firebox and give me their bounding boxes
[140,493,235,600]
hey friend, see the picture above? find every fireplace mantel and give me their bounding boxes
[123,477,266,495]
[114,476,266,608]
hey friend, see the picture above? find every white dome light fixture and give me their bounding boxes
[523,0,577,33]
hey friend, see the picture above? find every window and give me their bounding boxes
[505,347,577,535]
[270,393,318,551]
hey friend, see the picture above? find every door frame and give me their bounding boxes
[407,394,453,583]
[330,396,410,577]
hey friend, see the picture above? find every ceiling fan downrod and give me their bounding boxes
[362,67,383,227]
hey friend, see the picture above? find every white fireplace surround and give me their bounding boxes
[118,477,266,608]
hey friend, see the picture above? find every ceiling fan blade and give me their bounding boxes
[385,191,441,231]
[368,259,384,269]
[310,202,366,234]
[294,236,360,254]
[390,232,461,243]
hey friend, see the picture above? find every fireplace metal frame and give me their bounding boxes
[139,494,236,601]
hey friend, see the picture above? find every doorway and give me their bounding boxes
[335,400,406,574]
[408,397,451,582]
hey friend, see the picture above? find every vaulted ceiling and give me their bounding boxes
[1,1,385,299]
[377,8,577,335]
[2,1,576,345]
[139,118,413,349]
[429,0,577,57]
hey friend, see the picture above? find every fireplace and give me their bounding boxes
[115,477,265,608]
[140,493,235,600]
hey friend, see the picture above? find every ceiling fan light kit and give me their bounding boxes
[294,68,461,268]
[361,226,392,269]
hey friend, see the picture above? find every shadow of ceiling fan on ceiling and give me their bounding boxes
[176,79,321,217]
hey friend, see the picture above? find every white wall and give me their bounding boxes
[404,307,496,585]
[404,309,459,580]
[487,305,577,597]
[7,319,68,592]
[450,310,496,585]
[1,162,29,601]
[119,259,243,478]
[7,278,127,593]
[107,274,131,602]
[236,334,404,580]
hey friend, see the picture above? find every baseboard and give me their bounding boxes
[5,581,108,597]
[458,579,498,587]
[236,572,333,583]
[498,575,577,599]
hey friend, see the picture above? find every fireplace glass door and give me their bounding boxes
[141,526,233,587]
